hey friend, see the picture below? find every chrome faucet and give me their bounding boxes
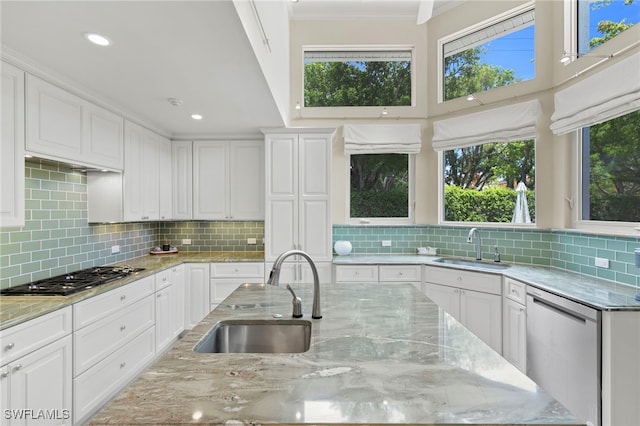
[467,228,482,260]
[267,250,322,319]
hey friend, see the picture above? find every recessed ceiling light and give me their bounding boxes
[84,33,112,47]
[191,114,203,120]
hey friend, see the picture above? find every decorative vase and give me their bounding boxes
[334,240,353,256]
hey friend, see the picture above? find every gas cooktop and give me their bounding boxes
[0,265,145,296]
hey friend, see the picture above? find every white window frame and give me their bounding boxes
[301,44,417,118]
[437,145,537,228]
[346,153,415,226]
[437,1,536,104]
[571,130,640,235]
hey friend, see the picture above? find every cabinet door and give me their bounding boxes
[265,134,298,259]
[123,121,159,221]
[229,140,264,220]
[10,335,72,426]
[171,141,193,219]
[1,61,25,227]
[158,135,172,220]
[171,265,185,338]
[460,289,502,353]
[424,282,461,321]
[503,298,526,372]
[0,365,8,423]
[26,74,83,159]
[155,285,173,352]
[298,133,331,261]
[83,103,124,170]
[184,264,210,329]
[193,141,227,219]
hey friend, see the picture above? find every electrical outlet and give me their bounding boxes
[381,240,392,247]
[594,257,609,268]
[247,238,257,245]
[111,245,120,254]
[182,239,192,245]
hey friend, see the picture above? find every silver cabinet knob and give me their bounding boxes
[12,364,22,372]
[5,342,15,350]
[120,325,126,331]
[1,371,8,378]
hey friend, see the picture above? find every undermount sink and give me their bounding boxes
[193,319,312,354]
[433,257,511,270]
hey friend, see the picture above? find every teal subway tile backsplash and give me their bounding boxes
[0,161,158,290]
[157,221,264,252]
[334,226,640,288]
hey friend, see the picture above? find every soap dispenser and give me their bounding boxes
[493,246,501,263]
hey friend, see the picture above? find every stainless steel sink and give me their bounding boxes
[193,319,312,353]
[433,257,511,270]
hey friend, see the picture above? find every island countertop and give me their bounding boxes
[90,282,581,425]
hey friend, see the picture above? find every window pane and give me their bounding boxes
[443,10,535,101]
[581,110,640,222]
[304,50,412,107]
[443,141,536,223]
[577,0,640,54]
[350,154,409,218]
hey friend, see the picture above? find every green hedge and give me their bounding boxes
[589,193,640,222]
[444,185,536,223]
[351,190,408,217]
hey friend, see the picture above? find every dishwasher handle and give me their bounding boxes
[530,296,589,324]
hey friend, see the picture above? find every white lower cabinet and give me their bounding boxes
[72,276,156,424]
[502,277,527,373]
[334,264,422,287]
[0,308,73,426]
[184,263,211,329]
[424,266,502,354]
[155,266,185,353]
[210,262,264,310]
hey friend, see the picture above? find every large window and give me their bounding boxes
[442,8,535,102]
[580,110,640,223]
[443,140,536,223]
[349,154,413,223]
[577,0,639,55]
[304,49,412,107]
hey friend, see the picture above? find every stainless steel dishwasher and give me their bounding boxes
[526,287,601,426]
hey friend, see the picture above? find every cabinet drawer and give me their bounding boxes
[425,266,501,295]
[211,262,264,278]
[0,307,72,366]
[504,277,527,304]
[73,326,155,424]
[334,265,378,282]
[379,265,422,282]
[155,268,172,290]
[74,275,154,329]
[74,295,155,376]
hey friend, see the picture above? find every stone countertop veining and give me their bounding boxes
[334,254,640,311]
[0,251,264,331]
[90,282,581,425]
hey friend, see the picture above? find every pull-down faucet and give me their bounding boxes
[467,228,482,260]
[267,250,322,319]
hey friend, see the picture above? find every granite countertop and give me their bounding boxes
[334,254,640,311]
[0,251,264,330]
[90,282,581,425]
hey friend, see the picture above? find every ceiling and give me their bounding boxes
[1,0,457,139]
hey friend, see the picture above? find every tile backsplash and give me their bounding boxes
[1,161,638,290]
[332,225,640,288]
[0,160,157,289]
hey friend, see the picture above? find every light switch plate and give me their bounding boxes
[381,240,392,247]
[247,238,257,245]
[111,245,120,254]
[594,257,609,268]
[182,239,192,245]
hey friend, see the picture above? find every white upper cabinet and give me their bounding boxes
[158,135,172,220]
[171,141,193,220]
[192,140,264,220]
[123,120,160,221]
[264,130,334,262]
[1,61,25,227]
[25,74,123,170]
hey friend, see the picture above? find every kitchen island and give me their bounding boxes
[90,282,581,425]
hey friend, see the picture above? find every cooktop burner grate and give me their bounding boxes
[0,265,145,296]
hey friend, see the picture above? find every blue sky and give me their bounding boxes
[479,0,639,81]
